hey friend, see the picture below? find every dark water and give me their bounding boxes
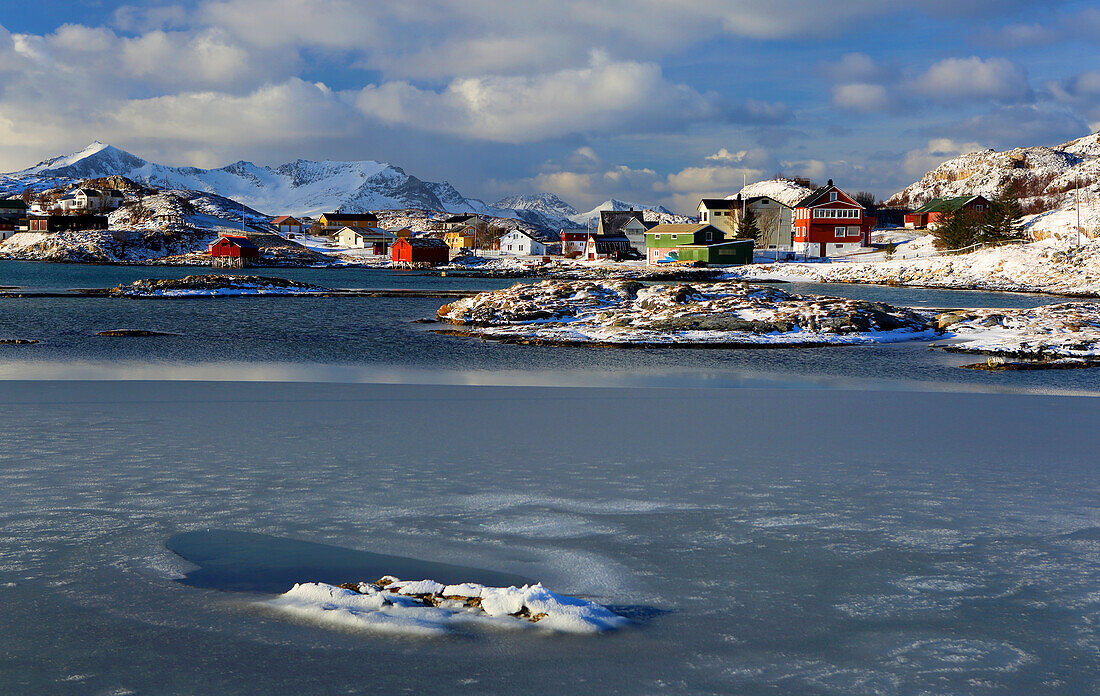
[0,260,1096,393]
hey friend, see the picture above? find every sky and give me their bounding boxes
[1,0,1098,213]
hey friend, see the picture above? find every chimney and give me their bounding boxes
[827,179,833,187]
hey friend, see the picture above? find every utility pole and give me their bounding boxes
[1076,172,1081,248]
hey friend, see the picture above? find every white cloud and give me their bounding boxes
[658,164,765,212]
[113,4,189,32]
[197,0,381,49]
[822,53,889,83]
[706,148,749,162]
[831,83,890,112]
[354,51,723,143]
[911,56,1032,105]
[902,138,984,177]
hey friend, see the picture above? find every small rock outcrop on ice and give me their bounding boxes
[265,576,629,636]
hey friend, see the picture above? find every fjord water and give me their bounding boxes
[2,262,1100,695]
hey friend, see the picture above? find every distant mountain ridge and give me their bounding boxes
[0,142,682,231]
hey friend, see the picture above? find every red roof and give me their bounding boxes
[272,215,299,225]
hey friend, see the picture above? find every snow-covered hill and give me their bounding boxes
[492,193,579,229]
[732,178,815,207]
[886,131,1100,236]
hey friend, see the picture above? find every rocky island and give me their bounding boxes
[102,274,330,297]
[437,280,936,347]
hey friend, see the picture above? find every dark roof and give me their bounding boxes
[323,212,378,221]
[75,188,101,196]
[599,210,645,234]
[402,237,449,248]
[793,184,833,209]
[443,213,479,223]
[743,195,789,208]
[0,199,27,209]
[911,196,986,214]
[699,198,738,209]
[217,235,258,249]
[106,189,125,197]
[590,232,631,242]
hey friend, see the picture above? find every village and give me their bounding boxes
[0,174,1004,271]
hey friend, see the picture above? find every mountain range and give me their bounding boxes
[0,142,680,231]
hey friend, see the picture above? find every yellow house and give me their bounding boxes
[319,212,378,230]
[444,225,476,249]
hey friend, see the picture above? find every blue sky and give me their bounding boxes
[1,0,1097,211]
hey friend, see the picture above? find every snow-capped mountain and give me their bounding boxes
[569,199,688,227]
[0,142,694,231]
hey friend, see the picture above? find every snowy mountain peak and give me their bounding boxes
[569,199,687,227]
[0,143,678,231]
[492,192,579,218]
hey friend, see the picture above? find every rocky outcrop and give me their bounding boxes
[106,274,329,297]
[437,280,933,346]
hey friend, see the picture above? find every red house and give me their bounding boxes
[208,235,259,267]
[392,236,449,266]
[791,180,875,258]
[904,195,990,229]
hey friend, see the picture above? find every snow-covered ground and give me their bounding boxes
[264,577,628,637]
[938,302,1100,361]
[725,235,1100,296]
[437,280,934,346]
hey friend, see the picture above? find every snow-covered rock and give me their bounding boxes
[263,577,629,637]
[436,280,934,346]
[936,302,1100,365]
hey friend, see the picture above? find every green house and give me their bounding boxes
[646,223,752,266]
[675,240,754,265]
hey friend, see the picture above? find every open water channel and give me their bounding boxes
[1,260,1099,695]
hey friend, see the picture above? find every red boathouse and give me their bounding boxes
[209,235,260,268]
[392,237,449,267]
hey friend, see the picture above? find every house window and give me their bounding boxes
[671,234,678,240]
[701,212,708,221]
[829,192,838,202]
[706,231,712,241]
[835,227,846,236]
[507,245,513,251]
[654,234,661,240]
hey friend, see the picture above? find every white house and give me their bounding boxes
[499,229,548,256]
[103,189,125,210]
[335,225,396,253]
[57,188,105,212]
[273,215,303,238]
